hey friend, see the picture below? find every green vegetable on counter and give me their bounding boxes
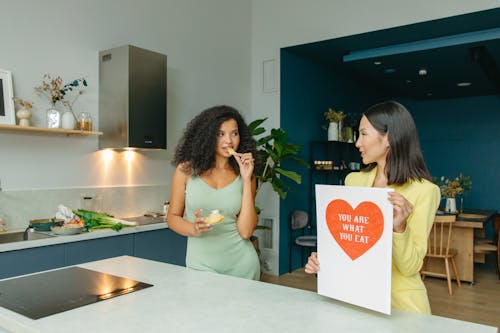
[73,209,125,232]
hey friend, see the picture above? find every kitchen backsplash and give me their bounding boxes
[0,185,168,232]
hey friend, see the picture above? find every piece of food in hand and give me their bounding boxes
[204,210,225,225]
[228,147,236,155]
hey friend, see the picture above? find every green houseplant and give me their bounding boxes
[248,118,309,203]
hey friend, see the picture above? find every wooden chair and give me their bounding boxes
[473,213,500,279]
[421,215,461,295]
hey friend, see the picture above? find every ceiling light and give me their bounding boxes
[457,82,471,87]
[418,69,427,76]
[384,68,396,74]
[374,61,382,65]
[406,79,412,84]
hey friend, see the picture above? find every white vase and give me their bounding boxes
[16,108,32,127]
[61,111,76,129]
[445,197,457,213]
[327,122,339,141]
[47,108,61,128]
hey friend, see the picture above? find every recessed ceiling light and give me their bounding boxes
[457,82,471,87]
[384,68,396,74]
[418,69,428,76]
[374,61,382,65]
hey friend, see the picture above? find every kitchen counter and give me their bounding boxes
[0,217,167,253]
[0,256,496,333]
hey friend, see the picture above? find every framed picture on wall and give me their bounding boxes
[0,69,15,125]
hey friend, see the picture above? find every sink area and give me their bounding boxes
[0,231,55,244]
[122,216,165,226]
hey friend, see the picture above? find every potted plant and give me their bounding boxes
[248,118,309,202]
[324,108,346,141]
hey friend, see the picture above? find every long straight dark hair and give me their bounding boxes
[363,101,431,185]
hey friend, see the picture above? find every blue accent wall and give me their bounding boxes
[279,54,500,275]
[279,49,381,274]
[404,96,500,210]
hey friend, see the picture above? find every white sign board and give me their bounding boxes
[315,184,393,314]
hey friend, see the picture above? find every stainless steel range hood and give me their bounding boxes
[99,45,167,150]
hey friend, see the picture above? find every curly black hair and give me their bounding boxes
[172,105,259,176]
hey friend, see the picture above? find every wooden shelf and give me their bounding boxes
[0,124,102,136]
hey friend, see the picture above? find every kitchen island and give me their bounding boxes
[0,256,496,333]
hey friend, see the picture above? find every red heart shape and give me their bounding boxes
[325,199,384,260]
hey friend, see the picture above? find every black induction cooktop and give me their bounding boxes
[0,266,152,319]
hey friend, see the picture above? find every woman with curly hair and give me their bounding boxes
[167,105,261,280]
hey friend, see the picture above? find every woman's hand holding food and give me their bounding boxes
[231,150,254,181]
[192,209,212,236]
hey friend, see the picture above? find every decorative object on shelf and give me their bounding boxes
[61,110,76,129]
[324,108,346,141]
[0,69,15,125]
[433,174,472,213]
[327,122,339,141]
[46,108,61,128]
[35,74,87,129]
[77,111,92,131]
[342,113,360,143]
[13,97,33,127]
[342,126,354,142]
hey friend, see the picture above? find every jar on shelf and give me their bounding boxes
[76,112,92,131]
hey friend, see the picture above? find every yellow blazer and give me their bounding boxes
[345,167,440,314]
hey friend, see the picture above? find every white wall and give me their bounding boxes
[1,0,252,191]
[0,0,252,227]
[250,0,500,274]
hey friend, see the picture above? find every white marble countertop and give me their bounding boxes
[0,256,496,333]
[0,219,168,253]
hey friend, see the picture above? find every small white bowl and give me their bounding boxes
[51,225,84,235]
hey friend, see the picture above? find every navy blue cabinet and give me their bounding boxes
[65,234,134,266]
[0,245,65,279]
[0,228,187,279]
[134,229,187,266]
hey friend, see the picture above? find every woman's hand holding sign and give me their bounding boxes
[388,192,412,233]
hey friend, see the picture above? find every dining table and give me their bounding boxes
[424,209,497,283]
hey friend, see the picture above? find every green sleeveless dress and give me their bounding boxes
[185,175,260,280]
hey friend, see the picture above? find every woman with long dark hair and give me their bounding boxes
[305,101,440,313]
[167,105,261,280]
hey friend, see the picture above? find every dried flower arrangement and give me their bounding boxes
[324,108,346,123]
[34,74,87,116]
[433,174,472,198]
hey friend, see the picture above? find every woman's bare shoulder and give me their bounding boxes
[175,163,192,178]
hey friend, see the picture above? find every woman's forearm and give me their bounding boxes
[236,178,258,239]
[167,212,196,237]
